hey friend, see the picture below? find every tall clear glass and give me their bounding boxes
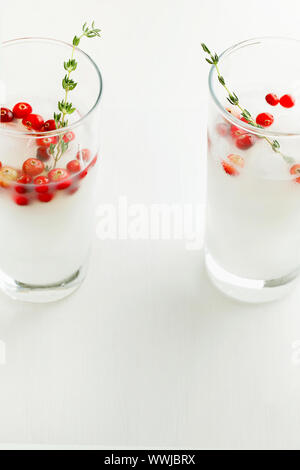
[205,37,300,302]
[0,38,102,302]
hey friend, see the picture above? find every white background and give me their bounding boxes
[1,0,300,449]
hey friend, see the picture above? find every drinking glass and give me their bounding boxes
[205,37,300,302]
[0,38,102,302]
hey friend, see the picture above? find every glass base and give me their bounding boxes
[205,251,299,303]
[0,264,87,303]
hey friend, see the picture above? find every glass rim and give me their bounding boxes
[208,36,300,138]
[0,37,103,138]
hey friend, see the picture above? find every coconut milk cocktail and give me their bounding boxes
[0,22,102,302]
[203,38,300,302]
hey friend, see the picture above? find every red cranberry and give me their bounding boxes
[280,94,295,108]
[265,94,279,106]
[22,114,44,131]
[23,158,44,177]
[63,131,75,143]
[0,107,14,123]
[290,164,300,175]
[38,192,54,203]
[15,175,32,193]
[256,112,274,127]
[67,160,81,173]
[42,119,56,132]
[235,134,255,150]
[34,176,49,193]
[14,195,29,206]
[222,161,239,176]
[290,164,300,183]
[13,102,32,119]
[48,168,71,190]
[36,147,51,161]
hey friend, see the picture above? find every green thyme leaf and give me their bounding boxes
[201,43,210,54]
[218,76,225,86]
[73,36,80,46]
[272,140,280,150]
[64,59,77,72]
[62,75,77,91]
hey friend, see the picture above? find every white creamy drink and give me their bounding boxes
[206,95,300,300]
[202,38,300,302]
[0,105,99,289]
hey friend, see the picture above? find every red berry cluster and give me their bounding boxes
[0,101,98,205]
[265,93,295,108]
[0,150,97,206]
[258,93,295,129]
[216,92,297,177]
[1,101,76,150]
[254,93,296,130]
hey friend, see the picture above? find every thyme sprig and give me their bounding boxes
[50,21,101,167]
[201,43,294,165]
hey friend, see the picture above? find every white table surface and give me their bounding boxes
[1,0,300,450]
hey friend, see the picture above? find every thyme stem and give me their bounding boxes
[201,43,295,165]
[50,21,101,168]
